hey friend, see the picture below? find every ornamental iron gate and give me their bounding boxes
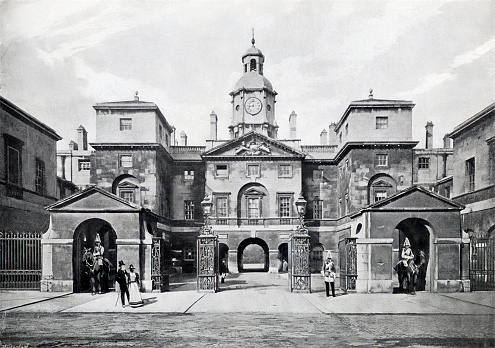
[197,235,219,292]
[288,233,311,292]
[0,231,42,290]
[339,238,357,293]
[151,237,169,292]
[469,233,495,291]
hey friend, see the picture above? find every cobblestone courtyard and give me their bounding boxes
[1,312,494,347]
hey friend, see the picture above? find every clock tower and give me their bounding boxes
[229,34,278,139]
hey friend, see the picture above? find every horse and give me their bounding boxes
[394,250,426,295]
[82,247,111,295]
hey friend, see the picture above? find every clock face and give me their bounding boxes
[245,97,262,115]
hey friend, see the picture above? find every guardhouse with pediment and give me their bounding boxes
[43,36,466,293]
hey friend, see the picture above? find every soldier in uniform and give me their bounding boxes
[93,234,104,266]
[401,238,414,267]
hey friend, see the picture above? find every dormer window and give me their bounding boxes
[120,118,132,131]
[376,117,388,129]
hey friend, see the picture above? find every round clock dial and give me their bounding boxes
[245,97,262,115]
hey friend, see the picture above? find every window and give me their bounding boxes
[250,59,256,71]
[120,118,132,131]
[215,164,228,177]
[119,190,135,203]
[120,155,133,168]
[345,194,349,215]
[466,157,475,191]
[338,199,342,217]
[339,132,342,143]
[248,197,261,223]
[184,170,194,180]
[376,117,388,129]
[418,157,430,169]
[35,158,46,195]
[184,247,196,261]
[165,134,169,146]
[445,186,451,199]
[184,200,194,220]
[159,125,163,139]
[279,196,291,224]
[374,191,387,202]
[313,198,323,219]
[313,170,323,180]
[78,159,90,171]
[278,164,292,178]
[247,164,260,177]
[216,197,228,224]
[4,134,23,187]
[345,124,349,136]
[375,154,388,167]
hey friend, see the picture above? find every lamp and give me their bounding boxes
[200,194,213,235]
[295,193,308,234]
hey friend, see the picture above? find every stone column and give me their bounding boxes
[268,249,279,273]
[228,250,238,274]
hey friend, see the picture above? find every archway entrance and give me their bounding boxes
[394,218,431,291]
[73,219,117,293]
[238,238,269,272]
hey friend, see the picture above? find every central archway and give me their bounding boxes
[394,218,432,291]
[238,238,269,272]
[73,218,117,293]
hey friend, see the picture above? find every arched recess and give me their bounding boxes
[278,243,288,272]
[238,238,269,272]
[368,173,397,205]
[310,244,325,273]
[237,183,269,225]
[112,174,139,204]
[73,219,117,293]
[393,218,432,291]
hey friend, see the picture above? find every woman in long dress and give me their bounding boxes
[128,264,143,307]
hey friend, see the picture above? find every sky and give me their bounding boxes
[1,0,494,149]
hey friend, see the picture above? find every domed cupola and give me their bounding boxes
[229,32,278,140]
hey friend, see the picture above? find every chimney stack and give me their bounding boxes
[328,122,337,145]
[77,125,88,151]
[210,111,218,141]
[69,140,78,151]
[180,131,188,146]
[425,121,434,149]
[443,134,451,149]
[320,129,328,145]
[289,111,297,139]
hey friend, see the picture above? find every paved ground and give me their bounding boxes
[1,273,494,347]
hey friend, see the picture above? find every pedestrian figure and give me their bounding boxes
[116,260,129,308]
[322,256,336,297]
[128,264,143,307]
[220,258,228,283]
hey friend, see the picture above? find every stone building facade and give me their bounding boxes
[1,96,62,232]
[44,39,468,293]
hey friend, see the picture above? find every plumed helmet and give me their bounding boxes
[95,234,101,244]
[403,238,411,247]
[129,264,135,270]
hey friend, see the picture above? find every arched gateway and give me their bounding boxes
[238,238,269,272]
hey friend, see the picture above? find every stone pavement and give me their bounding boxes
[1,272,494,315]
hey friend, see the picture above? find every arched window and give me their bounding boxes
[250,59,257,71]
[368,174,396,204]
[112,175,139,204]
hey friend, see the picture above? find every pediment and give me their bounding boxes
[367,186,464,211]
[46,186,141,211]
[203,131,304,158]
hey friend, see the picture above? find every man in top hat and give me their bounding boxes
[93,234,104,266]
[116,260,129,307]
[401,238,414,267]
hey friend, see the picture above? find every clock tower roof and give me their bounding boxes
[232,71,274,93]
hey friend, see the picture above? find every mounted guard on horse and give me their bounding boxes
[82,234,112,295]
[394,238,426,294]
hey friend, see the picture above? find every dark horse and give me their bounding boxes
[82,247,111,295]
[394,250,426,295]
